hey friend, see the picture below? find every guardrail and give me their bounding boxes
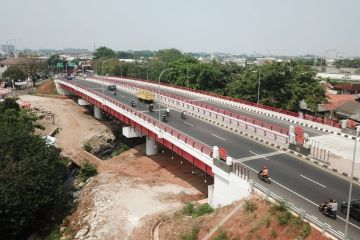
[59,80,214,160]
[88,76,289,136]
[251,181,346,240]
[90,75,341,129]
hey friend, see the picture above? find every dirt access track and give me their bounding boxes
[19,95,109,157]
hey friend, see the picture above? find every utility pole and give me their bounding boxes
[186,64,189,88]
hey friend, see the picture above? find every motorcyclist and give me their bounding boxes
[162,112,168,122]
[165,107,170,116]
[149,104,154,112]
[181,111,186,119]
[260,166,269,179]
[328,198,338,217]
[131,100,136,107]
[113,89,117,95]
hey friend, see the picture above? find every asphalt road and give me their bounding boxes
[92,76,327,137]
[74,79,360,238]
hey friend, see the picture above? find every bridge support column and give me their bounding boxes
[145,136,157,156]
[94,106,103,120]
[78,98,90,106]
[208,146,250,208]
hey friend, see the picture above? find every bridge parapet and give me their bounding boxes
[85,77,289,145]
[56,79,214,174]
[96,75,341,132]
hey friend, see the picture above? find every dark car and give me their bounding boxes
[107,85,116,91]
[341,199,360,220]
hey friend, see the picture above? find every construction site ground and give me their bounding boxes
[20,92,328,239]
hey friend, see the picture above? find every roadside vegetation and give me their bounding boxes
[91,47,327,112]
[0,98,72,239]
[79,162,98,182]
[161,197,319,240]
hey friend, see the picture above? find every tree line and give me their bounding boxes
[93,47,326,112]
[0,99,71,239]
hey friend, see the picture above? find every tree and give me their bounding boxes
[47,54,62,67]
[2,65,27,82]
[157,48,184,64]
[0,99,70,239]
[21,56,47,87]
[226,62,326,112]
[93,46,116,60]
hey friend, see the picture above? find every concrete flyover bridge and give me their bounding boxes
[55,78,251,208]
[55,78,360,239]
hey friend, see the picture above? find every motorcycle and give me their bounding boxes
[131,101,136,107]
[149,105,154,112]
[162,115,168,122]
[181,112,187,119]
[319,201,337,219]
[257,171,271,184]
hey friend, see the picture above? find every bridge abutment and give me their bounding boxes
[94,106,103,119]
[208,147,250,208]
[55,81,72,96]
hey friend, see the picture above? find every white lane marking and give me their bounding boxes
[246,166,360,230]
[300,174,327,188]
[249,150,270,160]
[234,151,283,163]
[211,134,226,141]
[184,122,194,127]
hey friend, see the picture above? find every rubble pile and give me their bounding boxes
[29,106,55,120]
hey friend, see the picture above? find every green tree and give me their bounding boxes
[21,56,47,87]
[47,54,62,67]
[157,48,184,64]
[2,65,27,82]
[0,99,70,239]
[93,46,116,60]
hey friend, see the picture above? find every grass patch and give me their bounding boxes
[110,143,129,158]
[298,222,311,239]
[181,225,199,240]
[244,200,257,213]
[47,225,61,240]
[214,227,229,240]
[183,203,214,218]
[277,211,292,225]
[83,141,92,152]
[79,162,97,182]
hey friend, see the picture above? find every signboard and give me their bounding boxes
[219,147,227,161]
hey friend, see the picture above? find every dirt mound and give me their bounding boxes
[61,147,206,240]
[36,79,58,95]
[159,197,330,240]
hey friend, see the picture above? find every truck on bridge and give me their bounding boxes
[137,90,154,103]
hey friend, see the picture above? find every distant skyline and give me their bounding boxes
[1,0,359,57]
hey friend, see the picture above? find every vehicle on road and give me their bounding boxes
[319,200,337,219]
[341,199,360,220]
[258,170,271,183]
[137,90,154,103]
[181,111,187,119]
[131,100,136,107]
[149,104,154,112]
[108,85,116,91]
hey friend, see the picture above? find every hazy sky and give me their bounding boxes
[1,0,359,56]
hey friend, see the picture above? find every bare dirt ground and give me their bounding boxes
[62,147,208,240]
[19,95,109,156]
